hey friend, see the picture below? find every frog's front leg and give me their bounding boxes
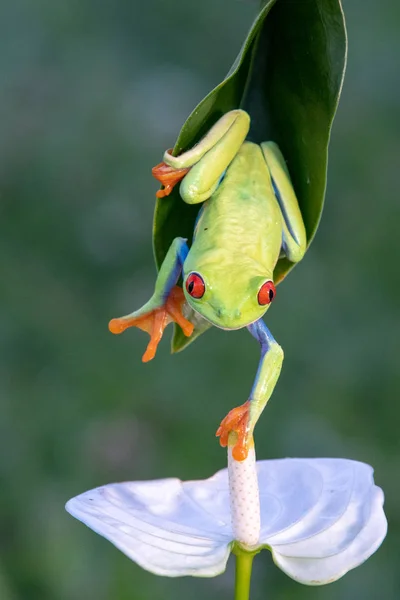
[216,319,283,461]
[153,109,250,202]
[109,237,194,362]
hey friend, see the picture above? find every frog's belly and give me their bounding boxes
[191,142,283,272]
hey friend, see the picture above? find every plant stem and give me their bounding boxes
[234,551,254,600]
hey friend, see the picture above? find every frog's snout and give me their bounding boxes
[216,307,242,320]
[206,303,250,330]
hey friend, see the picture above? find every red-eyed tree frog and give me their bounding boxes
[109,110,306,461]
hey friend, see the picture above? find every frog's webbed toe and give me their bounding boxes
[216,400,253,462]
[109,286,194,362]
[152,160,189,198]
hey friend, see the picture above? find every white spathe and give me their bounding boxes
[66,458,387,584]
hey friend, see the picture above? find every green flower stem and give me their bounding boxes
[234,550,255,600]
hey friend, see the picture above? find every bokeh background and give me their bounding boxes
[1,0,399,598]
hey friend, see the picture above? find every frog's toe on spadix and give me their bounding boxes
[216,400,252,462]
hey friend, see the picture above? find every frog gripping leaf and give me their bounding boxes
[110,110,305,461]
[109,0,347,462]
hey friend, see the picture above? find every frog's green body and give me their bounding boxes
[109,110,307,461]
[185,141,283,330]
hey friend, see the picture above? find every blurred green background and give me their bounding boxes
[1,0,399,598]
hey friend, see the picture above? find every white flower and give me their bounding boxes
[66,455,386,585]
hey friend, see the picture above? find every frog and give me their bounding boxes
[108,109,306,461]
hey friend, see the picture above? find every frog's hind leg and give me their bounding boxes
[153,110,250,203]
[109,237,194,362]
[216,319,283,461]
[261,142,307,263]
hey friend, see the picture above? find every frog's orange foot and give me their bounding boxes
[152,159,190,198]
[216,400,251,462]
[108,286,194,362]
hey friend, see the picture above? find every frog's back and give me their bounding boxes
[187,142,283,275]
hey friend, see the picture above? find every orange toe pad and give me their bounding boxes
[216,400,251,461]
[152,161,190,198]
[108,286,194,362]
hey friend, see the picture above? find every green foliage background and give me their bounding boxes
[1,0,399,598]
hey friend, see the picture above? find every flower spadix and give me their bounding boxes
[66,456,386,584]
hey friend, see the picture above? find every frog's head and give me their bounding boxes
[182,266,276,330]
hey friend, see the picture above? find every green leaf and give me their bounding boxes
[153,0,347,353]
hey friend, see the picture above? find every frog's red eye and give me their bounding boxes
[258,280,276,305]
[186,273,205,299]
